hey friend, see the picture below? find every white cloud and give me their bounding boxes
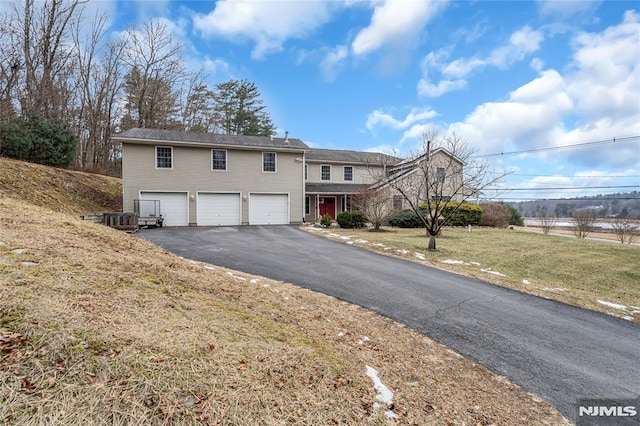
[193,1,336,59]
[537,0,602,19]
[320,45,348,82]
[443,26,544,78]
[366,107,437,131]
[351,0,447,56]
[417,77,467,98]
[417,26,543,98]
[437,11,640,176]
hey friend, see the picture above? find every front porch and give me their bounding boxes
[304,183,367,222]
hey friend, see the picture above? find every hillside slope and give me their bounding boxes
[0,161,569,424]
[0,157,122,216]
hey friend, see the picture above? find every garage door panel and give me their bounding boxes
[197,193,241,226]
[140,192,188,227]
[249,194,289,225]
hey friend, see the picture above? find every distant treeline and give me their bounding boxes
[509,191,640,219]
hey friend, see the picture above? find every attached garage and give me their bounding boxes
[249,193,289,225]
[197,192,241,226]
[139,191,188,227]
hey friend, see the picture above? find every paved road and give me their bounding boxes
[139,225,640,422]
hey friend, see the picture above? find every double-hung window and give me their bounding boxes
[436,167,445,183]
[263,152,276,172]
[344,166,353,181]
[212,149,227,171]
[321,165,331,181]
[156,146,173,169]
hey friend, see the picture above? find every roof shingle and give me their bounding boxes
[114,128,309,150]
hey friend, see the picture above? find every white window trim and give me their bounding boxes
[262,152,277,173]
[321,164,331,181]
[211,149,228,171]
[155,146,173,170]
[343,165,353,182]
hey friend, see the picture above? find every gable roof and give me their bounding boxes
[306,148,402,165]
[113,128,309,151]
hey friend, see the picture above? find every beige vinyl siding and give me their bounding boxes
[305,162,384,184]
[122,144,304,225]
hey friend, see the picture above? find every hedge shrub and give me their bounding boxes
[388,202,483,228]
[320,214,333,227]
[336,211,367,228]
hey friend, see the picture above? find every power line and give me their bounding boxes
[486,185,640,191]
[471,135,640,158]
[483,197,640,201]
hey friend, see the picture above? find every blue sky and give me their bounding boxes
[83,1,640,199]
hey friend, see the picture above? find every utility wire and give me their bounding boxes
[485,185,640,191]
[471,135,639,158]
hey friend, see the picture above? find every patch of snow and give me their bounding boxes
[395,249,409,255]
[300,306,305,310]
[357,336,370,345]
[383,247,391,251]
[338,331,345,337]
[21,261,38,266]
[542,287,567,292]
[355,239,368,244]
[470,261,481,266]
[11,248,27,254]
[250,279,259,284]
[262,284,269,288]
[597,300,627,311]
[327,233,340,238]
[226,272,234,276]
[189,260,197,264]
[283,297,289,301]
[481,268,506,277]
[346,241,354,245]
[0,241,5,245]
[441,259,464,264]
[235,276,246,281]
[204,266,215,270]
[365,366,398,419]
[631,306,640,310]
[339,236,351,240]
[372,243,386,247]
[522,279,530,285]
[414,253,426,260]
[622,316,634,321]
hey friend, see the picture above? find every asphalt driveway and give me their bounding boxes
[139,225,640,422]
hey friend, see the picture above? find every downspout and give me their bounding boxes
[302,152,306,222]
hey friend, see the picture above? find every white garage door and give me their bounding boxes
[140,192,188,227]
[197,193,241,226]
[249,194,289,225]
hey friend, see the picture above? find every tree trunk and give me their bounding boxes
[428,234,437,250]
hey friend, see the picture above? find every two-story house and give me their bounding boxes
[115,128,463,226]
[115,128,308,226]
[303,149,401,222]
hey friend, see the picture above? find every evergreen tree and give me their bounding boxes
[0,116,76,167]
[212,79,275,136]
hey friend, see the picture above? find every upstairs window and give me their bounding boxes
[156,146,173,169]
[321,165,331,181]
[436,167,445,183]
[305,164,308,180]
[392,195,403,210]
[212,149,227,171]
[263,152,276,172]
[344,166,353,181]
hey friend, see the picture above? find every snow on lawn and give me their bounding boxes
[414,252,426,260]
[542,287,567,292]
[522,279,530,285]
[597,300,627,311]
[365,366,399,419]
[441,259,465,264]
[481,268,506,277]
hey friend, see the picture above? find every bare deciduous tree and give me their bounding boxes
[538,208,557,235]
[353,187,394,230]
[610,217,639,244]
[72,11,125,173]
[120,20,186,130]
[573,208,596,239]
[375,130,508,250]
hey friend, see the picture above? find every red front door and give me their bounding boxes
[318,197,336,219]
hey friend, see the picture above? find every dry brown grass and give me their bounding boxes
[0,197,570,425]
[0,157,122,215]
